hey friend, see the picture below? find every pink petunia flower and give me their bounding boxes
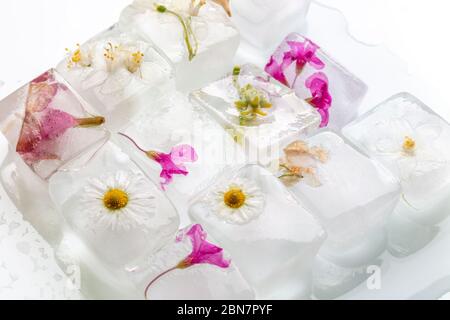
[305,72,332,127]
[118,133,198,190]
[144,224,230,299]
[16,75,105,164]
[265,57,289,86]
[265,38,324,87]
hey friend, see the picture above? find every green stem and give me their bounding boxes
[165,9,198,61]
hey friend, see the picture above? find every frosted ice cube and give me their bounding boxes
[57,26,174,131]
[115,92,246,219]
[275,132,400,297]
[191,64,321,165]
[0,132,6,165]
[265,33,368,130]
[48,141,180,270]
[0,70,108,180]
[127,224,255,300]
[189,164,326,299]
[119,0,240,92]
[231,0,311,50]
[342,93,450,257]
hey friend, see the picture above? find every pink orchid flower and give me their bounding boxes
[144,224,230,299]
[118,133,198,190]
[16,72,105,164]
[305,72,332,127]
[265,39,324,87]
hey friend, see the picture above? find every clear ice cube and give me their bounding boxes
[191,64,321,165]
[231,0,311,50]
[342,93,450,257]
[276,131,400,297]
[0,69,108,180]
[119,0,240,92]
[48,141,180,270]
[189,164,326,299]
[265,33,368,130]
[127,224,255,300]
[56,26,174,131]
[115,91,246,218]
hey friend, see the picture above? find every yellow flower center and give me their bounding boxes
[103,188,129,211]
[223,188,246,209]
[128,51,144,73]
[403,136,416,153]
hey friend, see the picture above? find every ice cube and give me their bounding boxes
[189,164,325,299]
[119,0,240,92]
[115,92,246,219]
[57,26,174,131]
[231,0,311,50]
[127,224,255,300]
[0,69,108,180]
[342,93,450,257]
[191,64,321,165]
[48,141,180,270]
[275,131,400,297]
[265,33,368,130]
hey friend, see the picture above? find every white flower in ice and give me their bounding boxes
[81,171,156,232]
[208,177,265,225]
[368,116,445,181]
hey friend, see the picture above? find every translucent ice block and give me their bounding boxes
[191,64,321,164]
[127,224,255,300]
[0,70,108,180]
[57,26,174,131]
[342,93,450,257]
[48,141,180,270]
[265,33,368,130]
[0,70,108,245]
[275,132,400,298]
[231,0,311,50]
[189,164,326,299]
[115,92,246,219]
[119,0,240,92]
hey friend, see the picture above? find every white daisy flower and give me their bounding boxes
[81,171,156,232]
[209,177,265,225]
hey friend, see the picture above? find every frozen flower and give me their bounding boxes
[265,57,289,86]
[65,44,92,69]
[208,177,265,224]
[144,224,230,299]
[81,171,156,232]
[232,66,272,126]
[265,39,324,87]
[279,140,328,187]
[368,117,445,181]
[305,72,332,127]
[118,133,198,190]
[16,73,105,164]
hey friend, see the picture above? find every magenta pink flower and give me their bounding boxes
[305,72,332,127]
[177,224,231,269]
[265,39,324,87]
[265,56,289,86]
[144,224,230,299]
[118,133,198,190]
[16,72,105,165]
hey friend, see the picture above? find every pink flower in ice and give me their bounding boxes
[118,133,198,190]
[176,224,231,269]
[144,224,230,299]
[265,38,324,87]
[265,56,289,86]
[305,72,332,127]
[16,73,105,164]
